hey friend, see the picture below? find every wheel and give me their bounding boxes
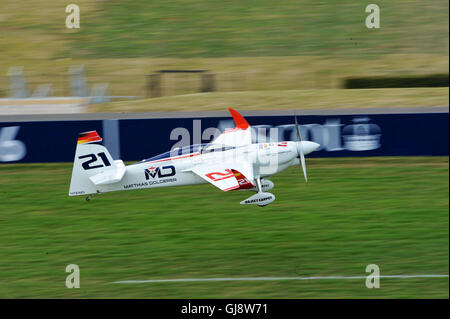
[86,196,91,201]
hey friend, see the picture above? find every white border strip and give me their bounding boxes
[114,274,449,284]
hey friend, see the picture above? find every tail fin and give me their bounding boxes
[69,131,125,196]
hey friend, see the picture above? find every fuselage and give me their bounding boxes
[93,141,319,194]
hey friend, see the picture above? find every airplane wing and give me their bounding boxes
[187,160,254,192]
[205,108,252,148]
[186,109,255,191]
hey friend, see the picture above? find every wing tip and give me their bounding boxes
[228,108,250,130]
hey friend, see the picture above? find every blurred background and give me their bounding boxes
[0,0,448,113]
[0,0,448,299]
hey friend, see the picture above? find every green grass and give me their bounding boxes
[1,54,448,98]
[91,87,450,113]
[1,1,448,101]
[1,0,448,60]
[0,157,448,298]
[71,0,449,58]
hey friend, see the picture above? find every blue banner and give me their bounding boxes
[0,112,448,163]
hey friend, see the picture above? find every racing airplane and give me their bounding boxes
[69,109,320,206]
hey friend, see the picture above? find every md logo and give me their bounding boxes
[145,165,176,180]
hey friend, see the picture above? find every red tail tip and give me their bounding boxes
[77,130,102,144]
[228,108,250,130]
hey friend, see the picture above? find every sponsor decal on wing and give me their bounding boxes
[232,170,254,190]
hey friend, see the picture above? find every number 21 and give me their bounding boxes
[78,152,111,170]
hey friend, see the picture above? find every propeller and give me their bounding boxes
[294,115,308,183]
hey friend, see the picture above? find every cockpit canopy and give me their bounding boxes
[139,144,235,163]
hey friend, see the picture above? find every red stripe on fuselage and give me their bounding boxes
[146,152,200,164]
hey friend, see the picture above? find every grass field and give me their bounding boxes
[0,157,448,298]
[2,0,448,60]
[91,87,450,113]
[1,54,448,100]
[0,0,448,103]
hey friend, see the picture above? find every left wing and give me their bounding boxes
[187,160,254,192]
[205,108,252,148]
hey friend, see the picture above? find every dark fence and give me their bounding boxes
[343,74,449,89]
[0,112,448,163]
[146,70,216,98]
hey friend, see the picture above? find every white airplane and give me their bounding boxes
[69,109,319,206]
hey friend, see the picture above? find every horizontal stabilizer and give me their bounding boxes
[89,160,126,185]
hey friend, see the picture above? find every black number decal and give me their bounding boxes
[97,152,111,167]
[79,152,112,170]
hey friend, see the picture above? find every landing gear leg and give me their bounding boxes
[86,195,92,202]
[256,177,263,193]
